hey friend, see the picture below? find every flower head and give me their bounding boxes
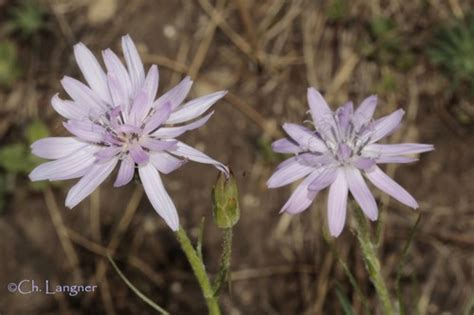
[29,35,228,231]
[267,88,433,237]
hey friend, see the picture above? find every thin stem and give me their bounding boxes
[354,207,395,315]
[107,255,169,315]
[175,226,221,315]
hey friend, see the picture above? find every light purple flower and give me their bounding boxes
[267,88,433,237]
[29,35,228,231]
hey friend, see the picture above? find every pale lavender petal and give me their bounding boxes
[353,95,377,129]
[140,138,177,151]
[153,76,193,110]
[364,143,434,157]
[169,141,229,175]
[63,120,106,143]
[102,48,132,99]
[166,91,227,124]
[271,138,302,154]
[282,123,327,152]
[114,156,135,187]
[327,168,348,237]
[295,153,333,168]
[129,144,149,165]
[139,163,179,230]
[129,90,149,125]
[65,158,118,208]
[267,157,314,188]
[51,94,90,120]
[353,157,376,170]
[375,156,418,164]
[365,166,418,209]
[29,145,100,181]
[31,137,86,160]
[369,109,405,143]
[94,146,121,161]
[336,101,353,131]
[143,65,159,105]
[73,42,111,104]
[280,172,319,214]
[107,73,127,109]
[307,87,336,140]
[150,152,186,174]
[152,111,214,138]
[143,102,172,134]
[336,143,352,160]
[308,167,337,191]
[345,167,378,220]
[121,35,145,96]
[61,76,107,112]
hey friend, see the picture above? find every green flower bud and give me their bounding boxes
[212,171,240,229]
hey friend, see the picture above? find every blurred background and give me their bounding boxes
[0,0,473,314]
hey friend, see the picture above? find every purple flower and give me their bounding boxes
[29,35,228,231]
[267,88,433,237]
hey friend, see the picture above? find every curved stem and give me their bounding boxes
[354,207,395,315]
[175,226,221,315]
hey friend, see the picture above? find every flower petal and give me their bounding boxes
[150,152,186,174]
[336,101,353,132]
[166,91,227,124]
[63,120,106,143]
[121,35,145,96]
[102,48,133,100]
[308,166,337,191]
[31,137,86,160]
[61,76,107,112]
[65,158,118,208]
[153,76,193,110]
[143,102,172,134]
[365,166,418,209]
[280,172,319,214]
[327,168,348,237]
[73,42,111,104]
[139,163,179,230]
[129,144,149,165]
[282,123,327,152]
[152,111,214,138]
[271,138,302,154]
[267,157,314,188]
[363,143,434,157]
[140,138,177,152]
[353,157,376,171]
[307,87,336,140]
[94,146,121,161]
[29,145,100,181]
[143,65,159,106]
[369,109,405,143]
[51,94,90,120]
[375,156,418,164]
[114,156,135,187]
[345,167,378,221]
[168,141,228,175]
[353,95,377,129]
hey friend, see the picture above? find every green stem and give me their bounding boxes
[175,226,221,315]
[354,207,395,315]
[213,228,233,294]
